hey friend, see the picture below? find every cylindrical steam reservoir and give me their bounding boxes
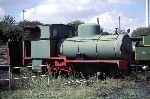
[60,34,132,60]
[60,24,132,60]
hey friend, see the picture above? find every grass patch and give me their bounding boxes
[0,71,150,99]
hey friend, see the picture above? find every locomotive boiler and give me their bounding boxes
[60,24,132,60]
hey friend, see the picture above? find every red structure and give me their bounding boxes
[47,56,129,75]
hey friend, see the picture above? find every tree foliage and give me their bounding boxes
[18,20,43,27]
[132,27,150,37]
[1,15,16,25]
[0,16,43,42]
[0,15,23,42]
[18,20,43,40]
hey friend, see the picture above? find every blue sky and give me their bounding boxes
[0,0,147,32]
